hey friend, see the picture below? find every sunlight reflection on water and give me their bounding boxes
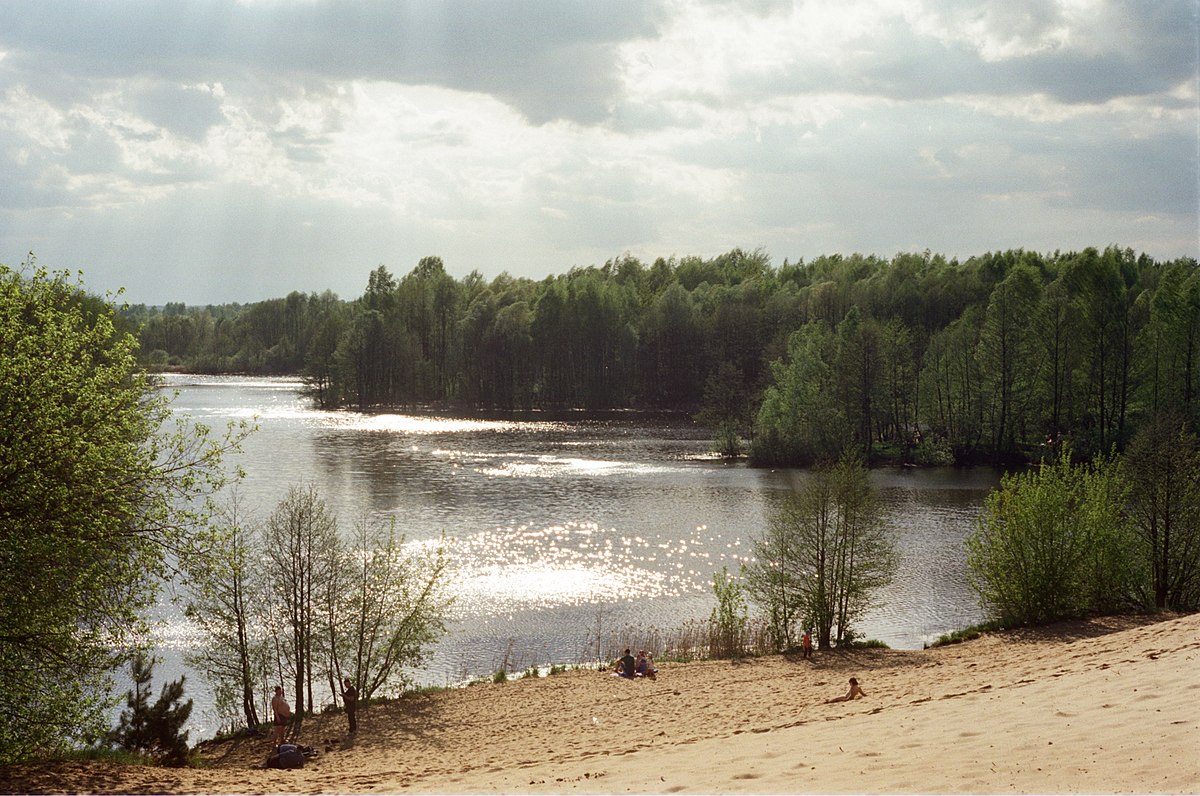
[150,375,1000,738]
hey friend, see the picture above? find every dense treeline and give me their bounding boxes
[125,246,1200,465]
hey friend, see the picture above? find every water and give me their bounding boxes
[145,375,1000,736]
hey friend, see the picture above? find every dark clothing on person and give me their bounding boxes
[266,743,305,769]
[341,683,358,735]
[618,654,636,678]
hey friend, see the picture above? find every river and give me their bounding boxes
[148,375,1001,736]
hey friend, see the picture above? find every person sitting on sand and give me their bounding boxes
[826,677,866,703]
[635,651,657,680]
[615,648,636,678]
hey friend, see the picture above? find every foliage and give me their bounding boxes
[338,517,453,701]
[1123,413,1200,610]
[966,449,1138,625]
[180,492,269,733]
[109,655,193,767]
[751,322,846,465]
[744,451,895,650]
[263,485,340,723]
[911,433,955,466]
[0,262,244,764]
[183,487,452,723]
[125,248,1200,466]
[709,566,749,658]
[928,620,1007,648]
[852,638,890,649]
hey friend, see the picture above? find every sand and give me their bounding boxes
[1,612,1197,794]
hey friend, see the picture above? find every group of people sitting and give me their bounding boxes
[613,647,657,679]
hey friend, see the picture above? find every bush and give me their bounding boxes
[709,567,749,659]
[913,434,955,466]
[966,449,1138,626]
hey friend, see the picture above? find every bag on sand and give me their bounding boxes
[266,743,305,769]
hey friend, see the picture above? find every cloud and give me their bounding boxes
[0,0,667,126]
[0,0,1194,304]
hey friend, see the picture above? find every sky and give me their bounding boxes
[0,0,1196,306]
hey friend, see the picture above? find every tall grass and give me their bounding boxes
[584,616,779,665]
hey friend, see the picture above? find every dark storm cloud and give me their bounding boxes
[0,0,668,125]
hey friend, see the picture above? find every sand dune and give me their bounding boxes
[2,612,1197,794]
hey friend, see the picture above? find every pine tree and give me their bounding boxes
[110,655,193,767]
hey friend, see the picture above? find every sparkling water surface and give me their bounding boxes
[145,375,999,737]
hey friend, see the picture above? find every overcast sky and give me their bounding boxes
[0,0,1196,306]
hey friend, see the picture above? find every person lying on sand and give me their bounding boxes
[826,677,866,703]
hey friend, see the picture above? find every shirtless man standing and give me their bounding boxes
[271,686,292,744]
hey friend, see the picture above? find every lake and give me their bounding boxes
[149,375,1001,736]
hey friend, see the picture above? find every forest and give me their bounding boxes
[123,246,1200,466]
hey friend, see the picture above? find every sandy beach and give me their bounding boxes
[1,612,1197,795]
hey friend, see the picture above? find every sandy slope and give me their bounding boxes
[1,612,1197,794]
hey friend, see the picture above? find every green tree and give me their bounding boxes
[977,262,1041,456]
[340,518,453,700]
[0,263,243,764]
[696,360,751,458]
[1136,260,1200,428]
[834,307,882,458]
[920,307,984,459]
[1032,276,1081,438]
[743,500,808,650]
[264,485,340,725]
[746,452,894,649]
[752,322,845,465]
[302,291,348,409]
[181,493,269,733]
[1124,413,1200,609]
[109,654,193,767]
[877,317,917,450]
[1061,248,1131,453]
[641,283,703,409]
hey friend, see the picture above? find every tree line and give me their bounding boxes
[125,246,1200,465]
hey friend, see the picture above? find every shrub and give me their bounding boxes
[966,449,1137,626]
[709,566,749,659]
